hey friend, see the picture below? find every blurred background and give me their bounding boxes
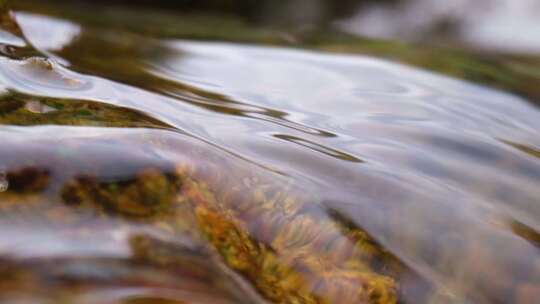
[60,0,540,54]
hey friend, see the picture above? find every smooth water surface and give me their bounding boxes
[0,2,540,303]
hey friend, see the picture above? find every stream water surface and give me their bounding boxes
[0,2,540,304]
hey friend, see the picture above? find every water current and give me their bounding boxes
[0,2,540,303]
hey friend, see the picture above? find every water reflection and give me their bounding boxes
[0,2,540,304]
[16,12,80,52]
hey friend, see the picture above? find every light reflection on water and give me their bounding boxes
[0,4,539,304]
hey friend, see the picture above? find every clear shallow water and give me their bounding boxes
[1,4,540,304]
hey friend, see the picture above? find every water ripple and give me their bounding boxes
[0,9,540,304]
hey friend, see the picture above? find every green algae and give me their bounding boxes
[0,93,172,129]
[62,169,182,217]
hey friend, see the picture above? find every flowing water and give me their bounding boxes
[1,2,540,304]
